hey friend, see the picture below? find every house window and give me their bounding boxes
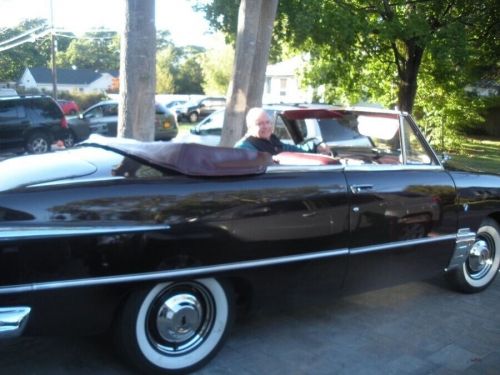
[280,78,287,96]
[265,77,272,94]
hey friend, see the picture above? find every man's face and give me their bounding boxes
[248,111,273,140]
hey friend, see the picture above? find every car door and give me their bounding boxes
[341,113,458,292]
[84,103,118,136]
[0,99,29,150]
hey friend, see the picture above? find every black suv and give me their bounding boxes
[176,96,226,123]
[0,95,69,154]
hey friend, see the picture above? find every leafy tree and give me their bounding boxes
[175,55,204,94]
[56,32,120,70]
[156,29,174,50]
[156,45,177,93]
[201,35,234,95]
[202,0,499,144]
[0,19,52,81]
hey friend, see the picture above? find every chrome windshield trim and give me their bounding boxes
[349,234,457,255]
[0,248,349,294]
[0,224,171,241]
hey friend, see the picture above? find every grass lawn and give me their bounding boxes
[178,122,193,136]
[446,137,500,174]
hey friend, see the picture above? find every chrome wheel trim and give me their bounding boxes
[31,137,49,153]
[135,279,229,370]
[148,283,215,355]
[463,225,499,288]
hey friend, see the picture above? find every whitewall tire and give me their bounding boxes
[116,278,233,374]
[449,219,500,293]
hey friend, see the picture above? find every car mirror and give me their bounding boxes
[190,127,199,135]
[439,152,451,164]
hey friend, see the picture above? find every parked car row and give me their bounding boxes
[0,95,178,154]
[67,100,178,146]
[176,96,226,123]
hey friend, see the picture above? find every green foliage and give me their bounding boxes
[201,0,498,140]
[156,46,177,93]
[0,19,52,81]
[200,36,234,95]
[56,32,120,70]
[176,55,204,94]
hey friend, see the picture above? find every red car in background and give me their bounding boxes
[57,99,80,115]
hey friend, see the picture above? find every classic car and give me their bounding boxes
[0,107,499,374]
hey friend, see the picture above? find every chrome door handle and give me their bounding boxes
[350,184,374,194]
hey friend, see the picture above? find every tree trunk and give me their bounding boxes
[397,41,424,113]
[118,0,156,141]
[219,0,279,147]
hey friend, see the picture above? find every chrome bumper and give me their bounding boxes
[0,307,31,338]
[445,228,476,272]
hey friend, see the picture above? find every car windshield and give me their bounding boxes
[318,113,399,149]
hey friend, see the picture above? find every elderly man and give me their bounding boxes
[234,107,330,155]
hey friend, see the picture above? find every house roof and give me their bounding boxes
[25,67,118,85]
[266,56,306,77]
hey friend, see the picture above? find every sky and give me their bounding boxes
[0,0,217,47]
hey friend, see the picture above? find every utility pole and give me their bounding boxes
[50,0,57,99]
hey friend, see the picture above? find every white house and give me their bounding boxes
[263,56,315,104]
[18,67,118,94]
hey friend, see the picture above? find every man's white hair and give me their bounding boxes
[246,107,268,128]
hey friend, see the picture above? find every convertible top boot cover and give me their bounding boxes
[83,135,273,176]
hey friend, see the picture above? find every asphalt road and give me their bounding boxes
[0,275,499,375]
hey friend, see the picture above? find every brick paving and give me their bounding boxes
[0,275,499,374]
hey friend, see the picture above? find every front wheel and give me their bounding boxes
[448,219,500,293]
[26,132,50,154]
[115,278,233,374]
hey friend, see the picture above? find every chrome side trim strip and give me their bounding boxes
[0,248,349,294]
[0,224,171,241]
[0,233,458,295]
[445,228,476,272]
[0,307,31,338]
[349,234,457,255]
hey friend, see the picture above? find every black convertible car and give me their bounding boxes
[0,107,499,374]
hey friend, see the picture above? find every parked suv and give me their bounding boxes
[69,100,178,140]
[176,96,226,123]
[0,95,69,154]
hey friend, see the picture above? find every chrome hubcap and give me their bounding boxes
[32,139,48,153]
[156,293,203,343]
[467,238,493,279]
[147,282,215,355]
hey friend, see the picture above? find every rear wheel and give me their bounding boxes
[26,132,50,154]
[448,219,500,293]
[115,278,233,374]
[63,130,76,148]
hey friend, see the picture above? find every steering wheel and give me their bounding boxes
[299,137,335,156]
[299,137,324,152]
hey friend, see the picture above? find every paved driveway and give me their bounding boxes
[0,276,499,374]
